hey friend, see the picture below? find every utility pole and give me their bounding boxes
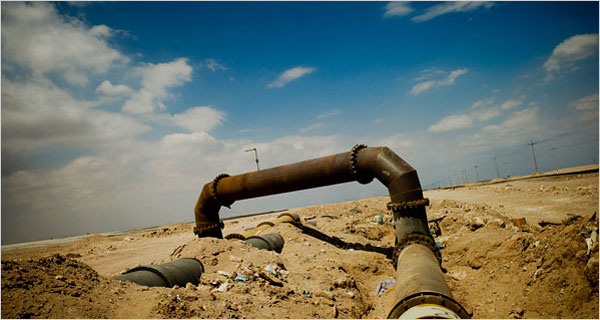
[550,147,558,172]
[493,157,500,179]
[528,140,539,173]
[245,147,260,171]
[473,165,479,182]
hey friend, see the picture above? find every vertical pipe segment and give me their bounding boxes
[193,145,468,318]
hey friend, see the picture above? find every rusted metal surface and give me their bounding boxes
[388,244,469,318]
[192,145,468,318]
[193,146,422,237]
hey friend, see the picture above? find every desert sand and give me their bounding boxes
[2,167,598,318]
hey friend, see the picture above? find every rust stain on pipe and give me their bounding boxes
[192,145,468,318]
[193,146,420,237]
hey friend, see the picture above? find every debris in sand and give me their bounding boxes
[214,280,229,292]
[585,230,597,256]
[375,277,396,296]
[264,264,277,276]
[217,270,231,277]
[512,218,529,232]
[469,217,485,231]
[235,274,247,282]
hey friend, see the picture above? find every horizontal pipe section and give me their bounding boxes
[245,233,285,253]
[194,146,422,237]
[114,258,204,288]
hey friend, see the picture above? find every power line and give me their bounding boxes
[527,140,539,173]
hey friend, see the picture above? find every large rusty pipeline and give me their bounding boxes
[193,145,468,318]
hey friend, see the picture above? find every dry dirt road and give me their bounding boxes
[2,167,598,319]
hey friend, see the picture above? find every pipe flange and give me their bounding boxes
[212,173,234,208]
[193,222,221,234]
[224,233,246,240]
[387,198,430,211]
[256,221,275,228]
[278,212,300,224]
[350,144,373,184]
[392,233,442,266]
[387,291,471,319]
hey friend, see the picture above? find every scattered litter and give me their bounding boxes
[346,291,354,298]
[321,215,339,219]
[124,236,134,241]
[306,221,318,227]
[257,271,283,287]
[349,209,362,214]
[217,270,231,277]
[176,294,182,302]
[435,241,445,249]
[235,274,247,282]
[279,270,290,277]
[214,280,229,292]
[533,268,542,279]
[264,265,277,276]
[377,214,384,224]
[375,277,396,297]
[585,230,597,256]
[302,290,312,298]
[512,218,529,232]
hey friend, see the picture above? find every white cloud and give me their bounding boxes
[471,107,500,121]
[95,80,133,96]
[544,34,599,81]
[471,96,495,109]
[267,66,316,88]
[411,68,468,95]
[316,109,342,120]
[205,58,228,72]
[428,114,473,132]
[412,1,494,22]
[482,108,539,136]
[172,106,226,133]
[569,93,599,122]
[122,58,193,114]
[500,99,522,110]
[569,93,598,111]
[383,2,413,18]
[1,75,151,176]
[1,2,128,85]
[374,118,383,125]
[298,123,324,134]
[411,81,436,95]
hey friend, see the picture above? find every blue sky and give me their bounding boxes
[2,1,598,244]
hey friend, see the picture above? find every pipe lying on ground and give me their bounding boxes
[193,145,468,318]
[240,213,299,238]
[113,258,204,288]
[244,233,285,253]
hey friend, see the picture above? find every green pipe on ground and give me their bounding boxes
[113,258,204,288]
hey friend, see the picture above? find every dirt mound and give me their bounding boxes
[1,254,111,318]
[433,199,599,319]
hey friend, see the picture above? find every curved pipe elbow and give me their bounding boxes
[193,183,224,238]
[355,146,423,203]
